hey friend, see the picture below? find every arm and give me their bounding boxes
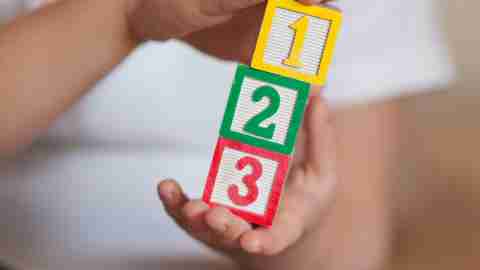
[0,0,137,155]
[0,0,274,156]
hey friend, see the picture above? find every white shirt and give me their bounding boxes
[41,0,455,147]
[0,1,456,269]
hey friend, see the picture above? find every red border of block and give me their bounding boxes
[202,137,289,227]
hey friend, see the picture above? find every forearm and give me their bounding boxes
[0,0,138,155]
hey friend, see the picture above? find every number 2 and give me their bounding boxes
[243,86,280,139]
[283,16,309,68]
[228,156,263,206]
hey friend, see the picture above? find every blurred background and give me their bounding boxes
[1,0,479,269]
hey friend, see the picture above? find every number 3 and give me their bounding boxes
[228,156,263,206]
[283,16,309,68]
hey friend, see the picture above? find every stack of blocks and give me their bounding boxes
[202,0,342,227]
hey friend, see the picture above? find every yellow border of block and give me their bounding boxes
[251,0,342,85]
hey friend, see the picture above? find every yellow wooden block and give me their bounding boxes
[252,0,342,85]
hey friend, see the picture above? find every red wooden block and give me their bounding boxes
[203,137,289,227]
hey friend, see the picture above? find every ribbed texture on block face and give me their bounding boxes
[210,147,279,216]
[221,65,310,154]
[264,8,331,76]
[203,138,290,226]
[231,77,298,146]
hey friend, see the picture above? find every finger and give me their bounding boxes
[291,125,306,166]
[182,4,265,63]
[297,0,334,6]
[240,209,305,255]
[201,0,265,16]
[205,207,252,246]
[309,85,325,96]
[181,199,211,232]
[303,95,335,174]
[157,179,189,222]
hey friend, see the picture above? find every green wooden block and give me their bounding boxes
[220,65,310,155]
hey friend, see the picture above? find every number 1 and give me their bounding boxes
[283,16,309,68]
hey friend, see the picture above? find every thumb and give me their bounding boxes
[303,95,336,175]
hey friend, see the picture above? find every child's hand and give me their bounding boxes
[128,0,333,63]
[157,95,337,266]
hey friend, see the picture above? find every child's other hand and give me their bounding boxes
[157,96,337,264]
[128,0,333,63]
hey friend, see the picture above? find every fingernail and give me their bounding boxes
[158,180,177,201]
[159,188,176,203]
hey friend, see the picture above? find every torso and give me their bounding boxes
[389,89,480,270]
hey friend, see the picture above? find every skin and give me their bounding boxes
[0,0,328,155]
[385,90,480,270]
[159,95,337,256]
[1,0,391,269]
[158,96,393,270]
[2,0,479,269]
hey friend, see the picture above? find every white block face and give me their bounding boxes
[210,148,279,215]
[264,8,331,75]
[230,77,298,145]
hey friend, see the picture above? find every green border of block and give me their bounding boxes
[220,64,310,155]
